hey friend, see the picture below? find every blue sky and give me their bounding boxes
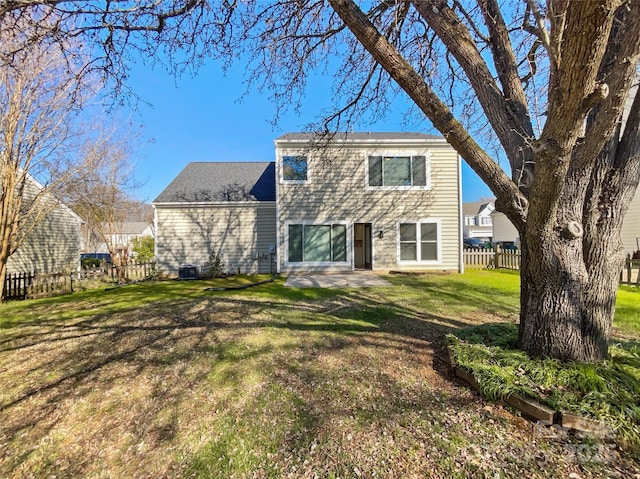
[124,59,493,204]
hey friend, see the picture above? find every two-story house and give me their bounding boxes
[462,201,495,242]
[275,132,462,273]
[153,132,462,277]
[82,222,155,256]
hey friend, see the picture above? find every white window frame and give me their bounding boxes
[396,219,442,264]
[280,153,310,184]
[365,150,431,190]
[284,220,350,266]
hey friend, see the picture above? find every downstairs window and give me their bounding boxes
[288,224,347,263]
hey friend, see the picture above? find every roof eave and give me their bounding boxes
[152,200,276,207]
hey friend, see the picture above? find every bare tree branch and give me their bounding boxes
[327,0,527,229]
[410,0,535,182]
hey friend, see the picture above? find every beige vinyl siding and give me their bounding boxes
[155,202,276,276]
[276,139,461,272]
[7,202,82,274]
[491,212,519,243]
[621,188,640,256]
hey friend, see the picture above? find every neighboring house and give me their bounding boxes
[493,191,639,255]
[622,187,640,257]
[81,222,155,257]
[491,211,520,245]
[153,132,462,277]
[104,222,155,257]
[463,201,495,241]
[620,79,640,256]
[109,222,154,246]
[7,179,82,275]
[153,162,277,275]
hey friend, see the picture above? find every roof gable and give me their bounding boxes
[463,200,496,217]
[119,222,153,234]
[153,162,276,203]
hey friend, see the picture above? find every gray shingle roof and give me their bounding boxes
[276,132,444,142]
[462,201,496,216]
[153,162,275,203]
[119,222,152,234]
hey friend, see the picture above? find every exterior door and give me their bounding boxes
[354,223,372,270]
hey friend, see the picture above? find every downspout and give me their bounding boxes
[274,146,281,274]
[152,205,158,262]
[458,154,465,274]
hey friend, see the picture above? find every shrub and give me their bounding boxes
[202,251,227,278]
[131,236,155,262]
[81,257,102,268]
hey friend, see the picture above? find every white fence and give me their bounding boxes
[464,249,640,286]
[463,248,521,271]
[621,258,640,286]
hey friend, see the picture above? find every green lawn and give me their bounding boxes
[0,271,638,478]
[614,285,640,336]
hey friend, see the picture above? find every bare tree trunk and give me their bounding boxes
[0,216,13,302]
[0,259,8,302]
[519,147,636,361]
[324,0,639,362]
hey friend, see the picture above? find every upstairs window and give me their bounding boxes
[368,155,428,188]
[282,155,308,182]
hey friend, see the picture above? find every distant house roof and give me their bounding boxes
[119,222,152,234]
[275,132,444,142]
[153,162,276,203]
[462,201,496,217]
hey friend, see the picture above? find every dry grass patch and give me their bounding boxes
[0,272,638,478]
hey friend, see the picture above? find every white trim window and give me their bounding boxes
[282,155,308,183]
[398,220,441,263]
[287,223,348,263]
[367,154,430,189]
[465,216,477,226]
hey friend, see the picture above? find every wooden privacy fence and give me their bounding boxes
[3,271,73,301]
[3,261,156,301]
[495,249,521,270]
[79,261,156,283]
[113,261,156,281]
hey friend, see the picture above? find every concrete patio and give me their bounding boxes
[284,272,393,288]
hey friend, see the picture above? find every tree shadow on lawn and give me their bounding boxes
[384,272,520,317]
[0,281,521,478]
